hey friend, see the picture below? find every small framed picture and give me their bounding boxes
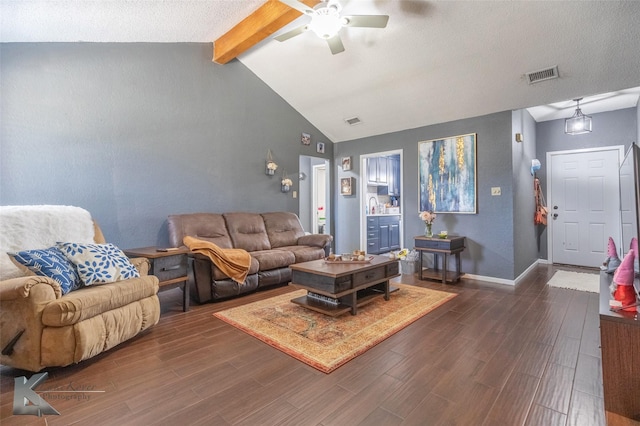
[317,142,325,154]
[342,156,352,171]
[341,177,355,196]
[301,132,311,146]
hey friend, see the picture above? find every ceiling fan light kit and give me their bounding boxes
[276,0,389,54]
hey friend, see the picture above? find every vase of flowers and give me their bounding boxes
[265,149,278,175]
[281,177,293,193]
[419,211,436,237]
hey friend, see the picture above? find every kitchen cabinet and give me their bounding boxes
[388,155,400,196]
[366,216,379,254]
[367,157,388,185]
[367,215,401,254]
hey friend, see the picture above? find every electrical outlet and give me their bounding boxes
[292,191,297,199]
[491,187,501,196]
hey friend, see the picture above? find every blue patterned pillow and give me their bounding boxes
[57,242,140,286]
[10,247,81,294]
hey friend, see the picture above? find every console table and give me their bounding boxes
[599,271,640,424]
[124,246,190,312]
[414,236,465,284]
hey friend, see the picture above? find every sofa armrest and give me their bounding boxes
[0,276,61,301]
[297,234,333,248]
[129,257,150,276]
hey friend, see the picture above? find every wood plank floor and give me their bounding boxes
[0,264,607,425]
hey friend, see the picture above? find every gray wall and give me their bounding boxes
[535,107,638,260]
[0,43,333,248]
[335,112,517,280]
[512,109,540,276]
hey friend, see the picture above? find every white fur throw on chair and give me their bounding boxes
[0,205,95,280]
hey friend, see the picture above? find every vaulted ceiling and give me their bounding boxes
[2,0,640,142]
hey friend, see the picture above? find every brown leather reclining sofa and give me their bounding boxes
[167,212,332,303]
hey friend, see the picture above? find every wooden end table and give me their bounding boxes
[289,255,400,316]
[123,246,190,312]
[414,236,466,284]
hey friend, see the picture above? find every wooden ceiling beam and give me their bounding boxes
[213,0,320,64]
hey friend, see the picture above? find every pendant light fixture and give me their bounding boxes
[564,98,592,135]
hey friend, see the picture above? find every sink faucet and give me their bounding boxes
[368,197,377,214]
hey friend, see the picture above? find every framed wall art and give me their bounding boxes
[342,156,352,171]
[418,133,477,213]
[317,142,325,154]
[301,132,311,145]
[340,177,355,196]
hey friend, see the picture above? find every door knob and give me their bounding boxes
[553,213,558,218]
[553,206,558,210]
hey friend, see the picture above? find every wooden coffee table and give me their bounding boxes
[289,255,400,316]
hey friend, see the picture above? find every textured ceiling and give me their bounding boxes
[2,0,640,142]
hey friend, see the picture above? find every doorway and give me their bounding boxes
[298,156,331,235]
[547,146,623,267]
[359,149,403,253]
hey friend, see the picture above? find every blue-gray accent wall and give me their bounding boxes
[0,43,333,247]
[334,111,520,280]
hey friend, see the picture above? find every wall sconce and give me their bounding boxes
[266,149,278,176]
[281,171,292,193]
[565,98,592,135]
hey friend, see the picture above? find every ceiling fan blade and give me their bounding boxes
[278,0,315,15]
[274,24,310,42]
[326,35,345,55]
[343,15,389,28]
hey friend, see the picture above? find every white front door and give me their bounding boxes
[548,147,623,267]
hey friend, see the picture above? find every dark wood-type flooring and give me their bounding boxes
[1,264,609,425]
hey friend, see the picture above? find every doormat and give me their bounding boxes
[546,270,600,293]
[213,284,456,373]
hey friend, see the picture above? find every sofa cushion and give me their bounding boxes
[168,213,233,249]
[224,213,271,252]
[41,275,159,327]
[275,246,327,263]
[57,242,140,285]
[262,212,306,248]
[9,247,82,294]
[250,249,296,271]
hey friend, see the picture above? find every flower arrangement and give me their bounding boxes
[265,149,278,175]
[281,178,293,186]
[419,211,436,224]
[419,211,436,237]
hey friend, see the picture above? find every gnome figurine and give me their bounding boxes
[601,237,621,274]
[611,249,637,312]
[631,237,639,276]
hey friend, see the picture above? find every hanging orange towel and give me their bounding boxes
[183,236,251,284]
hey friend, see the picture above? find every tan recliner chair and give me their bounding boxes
[0,206,160,372]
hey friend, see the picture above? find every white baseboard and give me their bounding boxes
[461,259,546,287]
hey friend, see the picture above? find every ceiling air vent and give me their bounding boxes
[345,116,362,126]
[525,66,559,84]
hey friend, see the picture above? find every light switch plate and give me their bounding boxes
[491,187,501,196]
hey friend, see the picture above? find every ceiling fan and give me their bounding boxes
[275,0,389,55]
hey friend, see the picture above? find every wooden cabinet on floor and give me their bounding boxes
[599,272,640,424]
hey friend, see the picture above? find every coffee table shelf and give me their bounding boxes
[290,285,399,317]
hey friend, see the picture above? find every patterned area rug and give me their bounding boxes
[213,284,457,373]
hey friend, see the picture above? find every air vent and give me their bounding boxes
[345,116,362,126]
[525,66,559,84]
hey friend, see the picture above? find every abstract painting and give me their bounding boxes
[418,133,477,213]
